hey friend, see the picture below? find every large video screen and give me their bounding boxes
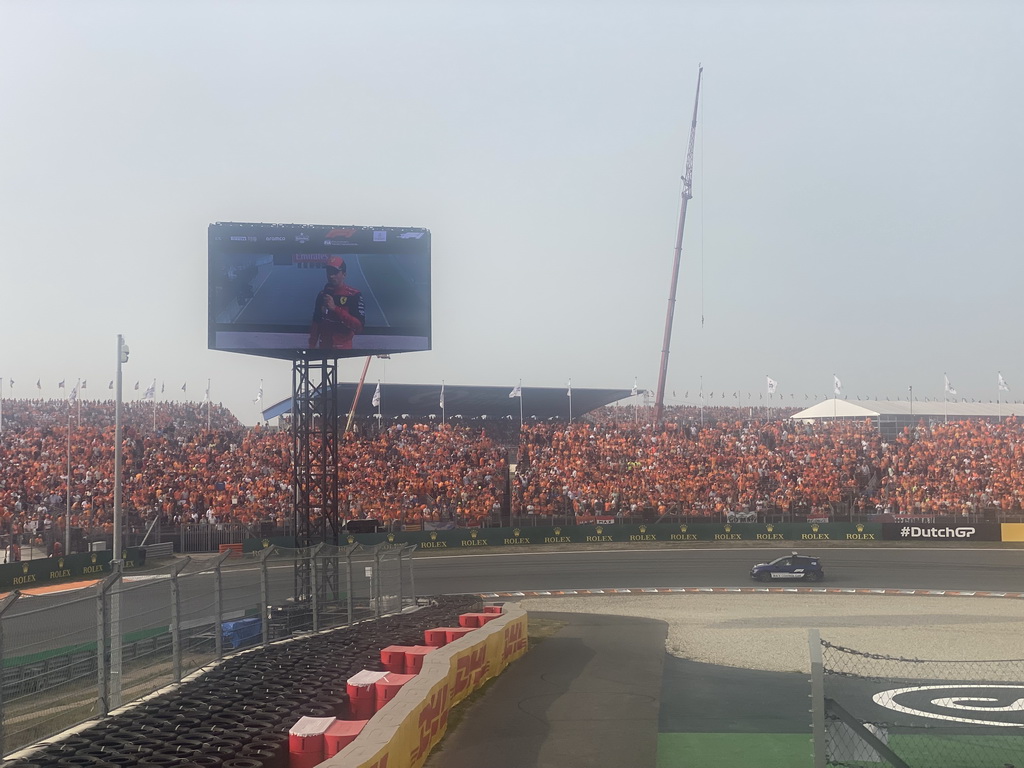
[209,222,431,360]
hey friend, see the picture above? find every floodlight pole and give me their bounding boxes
[654,66,702,426]
[113,335,127,561]
[65,408,72,555]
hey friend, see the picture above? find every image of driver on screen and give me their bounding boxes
[308,256,366,350]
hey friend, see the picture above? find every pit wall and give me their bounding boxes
[248,522,1022,552]
[323,604,529,768]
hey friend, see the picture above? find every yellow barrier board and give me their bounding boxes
[327,608,529,768]
[1001,523,1024,542]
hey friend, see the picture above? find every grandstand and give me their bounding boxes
[4,399,1024,557]
[791,398,1023,439]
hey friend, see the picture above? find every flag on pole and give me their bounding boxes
[134,381,140,391]
[81,380,87,389]
[204,382,210,402]
[36,379,41,390]
[181,382,187,392]
[509,384,522,398]
[58,380,65,389]
[944,374,956,396]
[69,383,78,402]
[371,381,381,407]
[766,376,778,394]
[567,380,572,397]
[833,375,842,396]
[439,382,445,410]
[143,380,156,402]
[161,381,165,394]
[108,380,114,390]
[254,380,263,404]
[998,372,1009,392]
[631,378,638,397]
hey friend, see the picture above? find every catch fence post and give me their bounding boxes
[397,545,404,610]
[809,628,826,768]
[211,550,232,660]
[408,544,417,605]
[374,546,383,618]
[95,571,120,717]
[259,545,276,647]
[0,591,22,755]
[345,545,355,625]
[309,542,324,633]
[169,557,191,683]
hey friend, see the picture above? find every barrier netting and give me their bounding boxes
[821,640,1024,767]
[0,542,416,755]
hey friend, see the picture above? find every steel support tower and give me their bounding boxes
[292,355,340,602]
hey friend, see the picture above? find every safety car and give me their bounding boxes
[750,552,824,582]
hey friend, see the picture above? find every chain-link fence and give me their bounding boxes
[0,543,416,756]
[811,630,1024,767]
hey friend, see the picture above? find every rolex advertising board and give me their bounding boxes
[0,548,147,591]
[247,523,885,551]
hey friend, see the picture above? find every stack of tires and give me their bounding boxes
[3,596,482,768]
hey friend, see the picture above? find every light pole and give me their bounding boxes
[110,334,128,710]
[114,336,128,560]
[65,408,71,555]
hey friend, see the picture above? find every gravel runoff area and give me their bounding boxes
[519,594,1024,674]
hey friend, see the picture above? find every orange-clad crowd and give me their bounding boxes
[513,415,1024,519]
[0,400,508,545]
[338,422,507,526]
[2,400,1023,551]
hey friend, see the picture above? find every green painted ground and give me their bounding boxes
[657,734,813,768]
[830,733,1024,768]
[656,732,1024,767]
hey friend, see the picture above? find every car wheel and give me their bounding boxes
[756,571,771,583]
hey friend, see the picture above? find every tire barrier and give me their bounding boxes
[6,595,482,768]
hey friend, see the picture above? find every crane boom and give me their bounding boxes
[653,66,702,426]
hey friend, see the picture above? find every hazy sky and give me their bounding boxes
[2,0,1021,424]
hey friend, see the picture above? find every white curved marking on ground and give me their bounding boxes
[929,696,1024,712]
[872,685,1024,727]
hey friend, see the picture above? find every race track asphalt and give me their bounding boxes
[425,612,667,768]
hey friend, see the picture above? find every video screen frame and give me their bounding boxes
[209,222,431,360]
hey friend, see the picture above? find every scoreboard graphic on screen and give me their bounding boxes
[208,222,431,360]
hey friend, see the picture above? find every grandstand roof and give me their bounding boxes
[262,383,636,422]
[791,398,1024,420]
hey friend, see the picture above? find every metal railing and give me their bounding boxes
[0,542,416,756]
[810,630,1024,767]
